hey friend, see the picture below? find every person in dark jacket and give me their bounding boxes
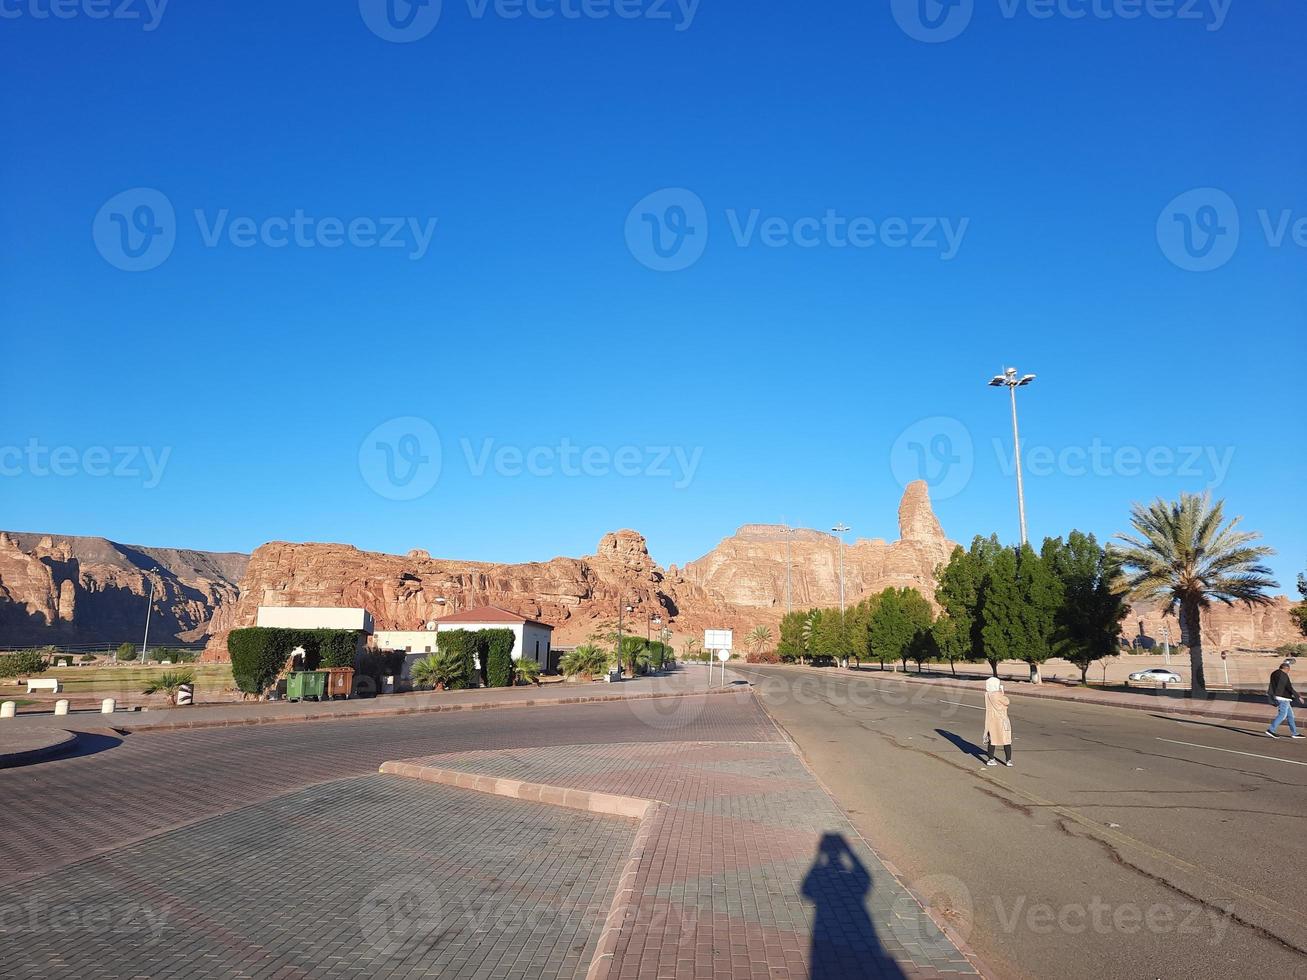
[1266,660,1304,738]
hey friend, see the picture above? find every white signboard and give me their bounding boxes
[704,629,733,651]
[716,650,730,662]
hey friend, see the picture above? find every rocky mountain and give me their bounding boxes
[0,531,246,648]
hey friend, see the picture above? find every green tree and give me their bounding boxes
[930,614,968,676]
[777,611,807,661]
[1292,571,1307,639]
[979,545,1063,681]
[561,645,612,679]
[116,641,139,662]
[747,625,774,656]
[1114,493,1277,697]
[1043,531,1129,684]
[869,588,934,670]
[513,657,542,686]
[935,535,1003,665]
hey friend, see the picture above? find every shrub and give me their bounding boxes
[411,651,466,690]
[484,629,515,688]
[142,669,196,705]
[745,651,781,664]
[0,650,46,678]
[116,642,139,662]
[437,630,479,689]
[318,631,359,668]
[513,657,542,686]
[227,627,360,695]
[1274,643,1307,659]
[560,645,611,680]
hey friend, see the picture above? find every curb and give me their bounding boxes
[106,686,749,735]
[0,729,78,769]
[379,755,667,980]
[378,761,656,820]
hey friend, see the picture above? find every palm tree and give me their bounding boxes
[142,669,195,705]
[800,612,817,665]
[513,657,542,686]
[1114,493,1277,696]
[411,651,467,691]
[747,625,773,657]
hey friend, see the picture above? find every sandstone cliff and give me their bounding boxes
[0,531,246,647]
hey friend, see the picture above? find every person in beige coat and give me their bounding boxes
[983,676,1013,767]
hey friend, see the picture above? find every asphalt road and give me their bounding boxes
[735,664,1307,980]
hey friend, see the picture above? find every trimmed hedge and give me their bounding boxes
[484,629,516,688]
[0,649,46,678]
[227,627,359,696]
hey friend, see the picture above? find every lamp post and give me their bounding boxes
[831,524,850,618]
[1161,623,1171,666]
[617,602,634,676]
[783,522,795,615]
[141,567,160,662]
[988,367,1037,546]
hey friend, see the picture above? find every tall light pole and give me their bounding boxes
[141,567,160,662]
[988,367,1037,546]
[617,602,633,676]
[782,521,795,615]
[831,524,850,618]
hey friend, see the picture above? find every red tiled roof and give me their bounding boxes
[435,604,554,630]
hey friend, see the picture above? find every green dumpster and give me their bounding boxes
[286,671,327,702]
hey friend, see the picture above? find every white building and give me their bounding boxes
[256,606,375,634]
[375,604,556,671]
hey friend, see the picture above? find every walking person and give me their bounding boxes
[983,676,1014,766]
[1265,659,1305,739]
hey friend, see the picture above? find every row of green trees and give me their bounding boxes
[776,531,1129,684]
[776,493,1285,696]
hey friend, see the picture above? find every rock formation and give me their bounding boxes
[0,531,246,647]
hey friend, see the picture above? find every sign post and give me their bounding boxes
[704,630,733,689]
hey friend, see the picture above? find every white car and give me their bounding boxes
[1127,668,1182,685]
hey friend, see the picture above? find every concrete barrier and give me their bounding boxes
[0,701,15,719]
[53,699,70,716]
[101,698,116,714]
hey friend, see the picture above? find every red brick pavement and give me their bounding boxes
[389,742,979,979]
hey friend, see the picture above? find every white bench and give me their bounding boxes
[26,678,61,695]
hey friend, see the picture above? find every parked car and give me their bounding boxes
[1127,667,1182,686]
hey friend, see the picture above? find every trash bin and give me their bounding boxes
[324,667,354,700]
[286,671,327,702]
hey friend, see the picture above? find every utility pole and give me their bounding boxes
[141,567,160,662]
[988,367,1036,546]
[831,524,850,618]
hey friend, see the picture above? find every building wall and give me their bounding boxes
[256,606,374,634]
[374,630,441,654]
[520,622,553,667]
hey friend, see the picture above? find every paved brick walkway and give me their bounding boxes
[1,775,635,980]
[389,742,978,978]
[0,693,775,886]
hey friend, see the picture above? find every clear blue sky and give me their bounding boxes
[2,1,1303,590]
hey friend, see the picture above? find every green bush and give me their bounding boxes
[1275,643,1307,659]
[437,630,479,689]
[227,627,359,696]
[0,650,46,678]
[116,642,139,662]
[484,629,515,688]
[411,651,467,690]
[560,645,611,679]
[513,657,542,685]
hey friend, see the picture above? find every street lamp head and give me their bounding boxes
[988,374,1007,387]
[832,523,850,534]
[1018,374,1036,386]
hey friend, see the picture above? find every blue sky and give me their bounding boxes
[2,0,1303,590]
